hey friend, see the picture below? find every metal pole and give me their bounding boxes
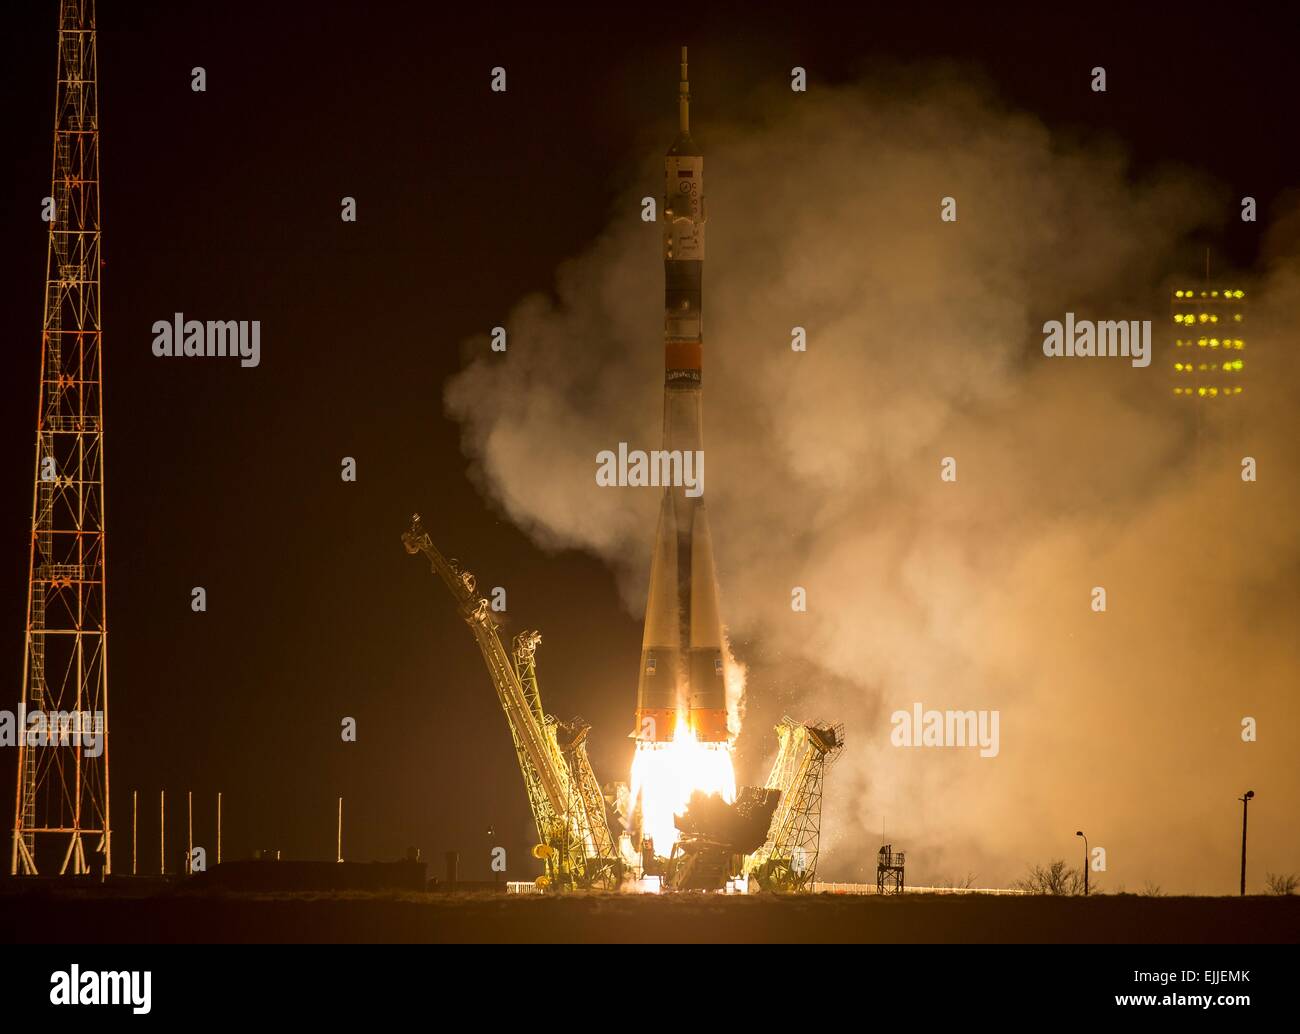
[159,790,165,875]
[131,790,137,876]
[186,790,193,875]
[1240,796,1249,896]
[217,791,222,865]
[336,796,343,863]
[1076,831,1088,896]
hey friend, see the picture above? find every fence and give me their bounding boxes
[812,881,1026,895]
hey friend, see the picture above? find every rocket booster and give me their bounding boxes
[634,48,728,744]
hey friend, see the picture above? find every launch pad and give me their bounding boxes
[404,514,843,893]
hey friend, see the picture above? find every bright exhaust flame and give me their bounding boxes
[630,719,736,854]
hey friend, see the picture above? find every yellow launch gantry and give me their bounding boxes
[403,515,618,889]
[745,718,844,891]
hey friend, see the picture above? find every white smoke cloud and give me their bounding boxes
[446,70,1300,892]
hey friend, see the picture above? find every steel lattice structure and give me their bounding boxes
[876,844,905,894]
[11,0,112,877]
[555,716,617,868]
[745,718,843,891]
[403,515,616,889]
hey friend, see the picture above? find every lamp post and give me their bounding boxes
[1238,791,1254,896]
[1076,830,1088,896]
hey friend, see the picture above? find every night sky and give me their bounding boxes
[1,1,1296,881]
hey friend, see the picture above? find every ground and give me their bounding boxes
[2,884,1297,943]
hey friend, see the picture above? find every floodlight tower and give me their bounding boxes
[11,0,112,876]
[1169,284,1247,403]
[1168,262,1249,478]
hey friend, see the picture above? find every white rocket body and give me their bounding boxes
[634,49,728,744]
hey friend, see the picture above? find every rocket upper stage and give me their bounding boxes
[663,47,705,385]
[635,48,729,744]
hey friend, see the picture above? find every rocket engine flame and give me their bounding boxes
[630,718,737,854]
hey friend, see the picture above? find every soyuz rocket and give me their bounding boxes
[634,48,729,745]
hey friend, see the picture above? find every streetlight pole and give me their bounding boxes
[1076,830,1088,896]
[1239,791,1254,896]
